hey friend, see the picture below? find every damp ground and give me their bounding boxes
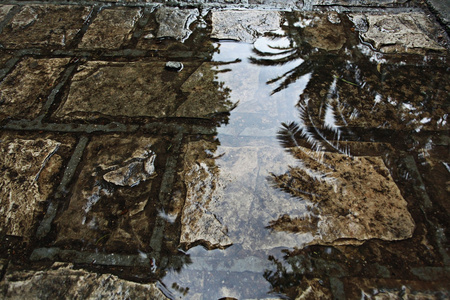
[0,1,449,299]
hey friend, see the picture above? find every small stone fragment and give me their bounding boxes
[165,61,184,72]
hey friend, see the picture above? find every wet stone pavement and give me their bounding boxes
[0,0,449,299]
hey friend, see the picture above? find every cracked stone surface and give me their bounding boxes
[54,135,163,252]
[78,7,142,49]
[155,7,199,42]
[0,137,68,239]
[350,13,446,54]
[268,146,415,245]
[0,262,169,299]
[0,57,70,121]
[0,5,91,49]
[54,61,196,120]
[211,10,282,43]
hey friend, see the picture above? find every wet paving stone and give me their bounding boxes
[155,7,199,42]
[0,57,70,121]
[350,13,446,54]
[0,5,91,49]
[78,7,142,49]
[0,262,169,299]
[53,135,168,253]
[211,10,283,43]
[0,133,75,240]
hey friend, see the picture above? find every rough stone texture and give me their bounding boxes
[268,146,415,245]
[0,138,63,239]
[179,140,415,250]
[54,135,163,252]
[211,10,282,43]
[0,5,14,20]
[0,5,91,49]
[155,7,199,42]
[78,7,142,49]
[294,12,346,51]
[0,263,169,299]
[0,57,70,121]
[55,61,193,120]
[175,63,235,118]
[350,13,446,54]
[179,141,313,250]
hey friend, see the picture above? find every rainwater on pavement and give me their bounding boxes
[0,2,449,299]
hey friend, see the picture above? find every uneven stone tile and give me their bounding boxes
[350,13,446,54]
[211,10,282,43]
[54,135,167,253]
[175,63,235,118]
[78,7,142,49]
[311,0,408,5]
[0,5,91,49]
[178,140,312,250]
[0,5,14,20]
[155,7,199,42]
[268,146,415,245]
[0,135,74,240]
[0,57,69,121]
[54,60,238,121]
[0,262,168,299]
[292,12,347,51]
[178,139,415,251]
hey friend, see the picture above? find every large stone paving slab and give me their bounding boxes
[54,135,167,253]
[78,7,142,49]
[0,57,70,121]
[0,263,168,299]
[211,10,283,43]
[54,60,236,121]
[350,13,446,54]
[0,5,91,49]
[178,139,415,250]
[0,134,75,240]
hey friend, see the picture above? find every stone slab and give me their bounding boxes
[0,5,91,49]
[178,139,415,251]
[55,60,237,121]
[54,135,166,253]
[78,7,142,49]
[350,13,446,54]
[269,146,415,245]
[0,263,168,299]
[155,7,199,42]
[311,0,408,6]
[0,135,74,240]
[0,57,69,121]
[211,10,282,43]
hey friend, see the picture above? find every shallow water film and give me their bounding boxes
[0,2,449,299]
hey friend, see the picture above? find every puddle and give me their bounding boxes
[1,6,449,300]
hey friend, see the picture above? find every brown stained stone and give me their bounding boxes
[0,53,13,68]
[211,10,282,43]
[54,135,163,252]
[0,5,91,49]
[78,7,142,49]
[155,7,199,42]
[269,146,415,245]
[0,263,169,299]
[0,138,63,239]
[54,61,198,120]
[294,12,347,51]
[350,13,446,54]
[179,141,313,251]
[175,63,235,118]
[0,57,70,121]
